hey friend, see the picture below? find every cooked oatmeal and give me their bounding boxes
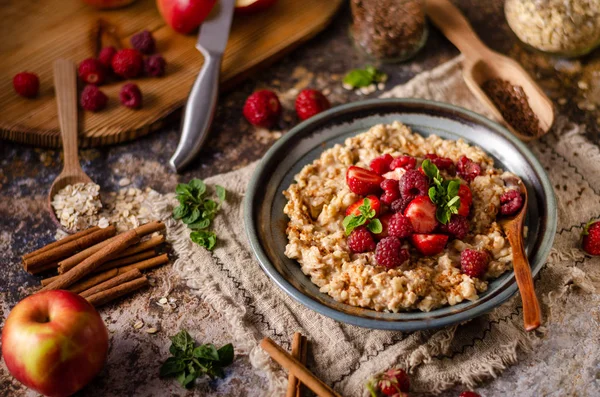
[283,122,518,312]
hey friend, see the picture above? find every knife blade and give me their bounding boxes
[169,0,237,172]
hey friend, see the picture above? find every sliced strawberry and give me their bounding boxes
[411,234,449,256]
[457,184,472,217]
[345,195,381,217]
[390,155,416,171]
[377,213,394,239]
[346,166,384,196]
[403,196,438,233]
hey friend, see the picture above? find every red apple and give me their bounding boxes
[81,0,137,9]
[235,0,278,14]
[157,0,218,34]
[1,290,109,397]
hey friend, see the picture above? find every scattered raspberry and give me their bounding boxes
[457,184,473,217]
[346,195,381,217]
[78,58,106,85]
[98,46,117,69]
[390,155,416,171]
[378,368,410,395]
[411,234,448,256]
[459,391,481,397]
[119,83,143,109]
[243,90,282,128]
[378,213,393,239]
[399,170,429,199]
[438,215,469,240]
[295,89,330,120]
[111,48,144,79]
[347,226,376,253]
[391,197,413,214]
[387,213,414,239]
[380,179,400,205]
[80,85,108,111]
[404,196,438,233]
[375,237,409,269]
[499,189,523,215]
[582,220,600,256]
[12,72,39,98]
[144,54,166,77]
[130,30,156,54]
[425,153,455,172]
[460,249,490,278]
[370,154,394,175]
[346,166,384,196]
[457,156,482,182]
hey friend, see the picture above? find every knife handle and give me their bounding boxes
[169,53,221,172]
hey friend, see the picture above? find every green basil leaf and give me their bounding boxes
[160,357,186,378]
[217,344,234,367]
[193,344,220,361]
[215,185,226,203]
[204,199,218,213]
[366,218,383,234]
[188,179,206,196]
[207,366,225,379]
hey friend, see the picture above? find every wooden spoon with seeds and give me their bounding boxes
[426,0,554,141]
[48,59,97,233]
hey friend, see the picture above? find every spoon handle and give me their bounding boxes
[426,0,492,61]
[53,59,81,173]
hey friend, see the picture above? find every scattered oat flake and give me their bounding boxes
[118,177,131,187]
[158,297,168,304]
[133,320,144,329]
[558,98,567,105]
[578,81,589,90]
[146,327,159,334]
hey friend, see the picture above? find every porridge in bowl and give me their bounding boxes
[283,121,525,313]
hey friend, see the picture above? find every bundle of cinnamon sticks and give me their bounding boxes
[22,221,170,308]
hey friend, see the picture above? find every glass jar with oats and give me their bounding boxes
[350,0,428,63]
[505,0,600,57]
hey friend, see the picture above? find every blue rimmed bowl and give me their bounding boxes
[244,99,556,331]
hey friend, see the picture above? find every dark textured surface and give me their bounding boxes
[1,0,599,395]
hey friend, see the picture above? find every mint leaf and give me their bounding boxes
[173,204,188,220]
[343,66,387,89]
[217,344,234,366]
[190,230,217,250]
[183,207,201,224]
[421,159,439,181]
[215,185,226,203]
[160,357,185,377]
[171,330,194,352]
[187,218,210,230]
[176,184,192,197]
[366,219,382,234]
[193,344,219,361]
[188,179,206,196]
[343,214,367,235]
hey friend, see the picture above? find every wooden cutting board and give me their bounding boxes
[0,0,343,147]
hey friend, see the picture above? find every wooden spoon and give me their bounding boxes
[426,0,554,141]
[48,59,95,233]
[498,180,541,331]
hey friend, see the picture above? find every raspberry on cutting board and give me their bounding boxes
[13,72,39,98]
[80,85,108,112]
[111,49,144,79]
[119,83,143,109]
[78,58,106,85]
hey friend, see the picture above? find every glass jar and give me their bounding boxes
[505,0,600,57]
[350,0,428,63]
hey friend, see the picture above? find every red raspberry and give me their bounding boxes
[370,154,394,175]
[243,90,281,128]
[378,213,393,239]
[399,170,429,199]
[438,215,469,240]
[425,153,455,172]
[457,184,473,217]
[347,226,376,253]
[144,54,167,77]
[80,85,108,111]
[390,196,412,214]
[98,46,117,69]
[119,83,143,109]
[130,30,156,54]
[380,179,401,205]
[411,234,448,256]
[499,189,523,216]
[459,392,481,397]
[390,155,416,171]
[295,89,330,120]
[375,237,409,269]
[111,48,144,79]
[346,195,381,217]
[378,368,410,395]
[582,220,600,256]
[78,58,106,85]
[13,72,39,98]
[387,213,414,239]
[457,156,482,182]
[460,249,490,278]
[346,166,384,196]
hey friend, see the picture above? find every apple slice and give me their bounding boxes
[235,0,278,14]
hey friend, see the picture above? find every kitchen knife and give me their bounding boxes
[169,0,236,172]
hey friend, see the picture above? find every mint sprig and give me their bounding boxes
[343,66,387,89]
[160,330,234,389]
[422,159,461,224]
[343,198,382,235]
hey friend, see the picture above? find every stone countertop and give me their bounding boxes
[1,1,599,396]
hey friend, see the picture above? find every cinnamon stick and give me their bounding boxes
[68,268,119,294]
[57,235,118,274]
[23,226,116,272]
[28,261,60,275]
[93,250,157,273]
[287,333,306,397]
[297,335,308,397]
[23,226,100,260]
[260,338,340,397]
[113,234,165,258]
[80,268,142,298]
[86,276,149,307]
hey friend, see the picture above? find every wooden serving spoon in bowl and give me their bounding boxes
[498,180,541,331]
[48,59,95,233]
[426,0,554,142]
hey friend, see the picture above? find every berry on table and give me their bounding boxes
[438,215,469,240]
[130,30,156,54]
[390,155,417,171]
[460,249,490,278]
[387,213,414,239]
[499,189,523,216]
[380,178,401,205]
[370,154,394,175]
[457,155,482,182]
[403,196,438,233]
[243,90,282,128]
[459,392,481,397]
[13,72,39,98]
[78,58,106,85]
[98,46,117,69]
[119,83,143,109]
[295,88,330,120]
[375,237,409,269]
[347,226,376,253]
[582,220,600,256]
[346,166,384,196]
[111,48,144,79]
[378,368,410,395]
[144,54,167,77]
[80,85,108,112]
[399,170,429,199]
[457,184,473,217]
[411,234,448,256]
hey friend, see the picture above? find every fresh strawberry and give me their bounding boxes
[370,154,394,175]
[411,234,449,256]
[346,166,384,196]
[457,184,473,217]
[582,220,600,256]
[377,213,393,239]
[345,195,381,217]
[403,196,438,233]
[378,368,410,395]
